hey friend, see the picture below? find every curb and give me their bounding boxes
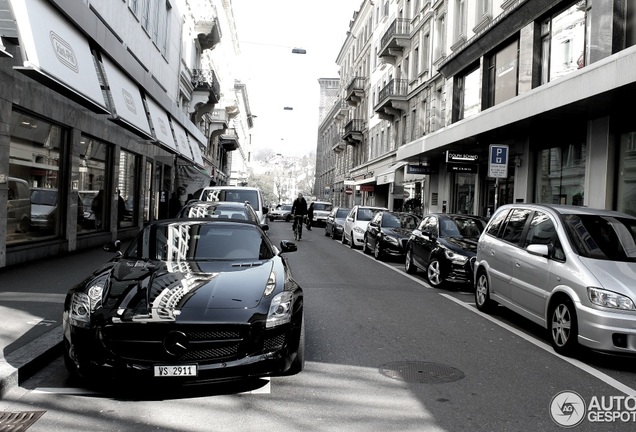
[0,325,63,399]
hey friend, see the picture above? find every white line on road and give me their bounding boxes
[440,293,636,397]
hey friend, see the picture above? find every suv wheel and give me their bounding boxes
[475,271,495,312]
[549,297,579,356]
[426,260,443,287]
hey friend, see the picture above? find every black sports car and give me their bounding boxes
[405,213,487,288]
[63,219,304,384]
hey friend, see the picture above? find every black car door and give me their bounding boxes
[366,212,382,249]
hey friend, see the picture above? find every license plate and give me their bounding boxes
[154,365,198,377]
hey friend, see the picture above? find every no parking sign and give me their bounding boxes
[488,145,509,178]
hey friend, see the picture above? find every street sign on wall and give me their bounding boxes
[488,144,509,178]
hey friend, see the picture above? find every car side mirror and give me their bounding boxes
[103,240,122,254]
[527,244,549,257]
[261,224,269,231]
[263,207,269,214]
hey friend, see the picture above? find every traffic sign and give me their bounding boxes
[488,144,509,178]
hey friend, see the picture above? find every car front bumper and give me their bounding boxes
[575,303,636,354]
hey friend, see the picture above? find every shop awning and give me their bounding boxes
[375,161,408,185]
[145,96,178,153]
[354,177,376,186]
[170,118,195,162]
[101,56,152,139]
[9,0,108,113]
[187,133,205,167]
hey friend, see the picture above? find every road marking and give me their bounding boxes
[440,293,636,397]
[0,293,65,303]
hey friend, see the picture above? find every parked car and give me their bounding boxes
[325,207,351,240]
[474,203,636,356]
[30,187,58,232]
[268,204,293,222]
[7,177,31,233]
[199,186,269,226]
[308,201,333,227]
[177,200,267,230]
[62,218,304,383]
[363,211,421,261]
[79,190,99,228]
[342,205,388,249]
[405,213,487,288]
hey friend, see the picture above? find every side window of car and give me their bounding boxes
[501,209,531,244]
[486,209,509,237]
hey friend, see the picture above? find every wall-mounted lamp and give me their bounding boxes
[514,156,522,167]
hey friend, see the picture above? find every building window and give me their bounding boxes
[477,0,492,21]
[540,1,587,85]
[487,39,519,107]
[117,150,139,228]
[628,0,636,48]
[413,48,419,77]
[455,65,481,121]
[535,142,586,206]
[434,12,446,61]
[422,32,430,73]
[453,0,467,43]
[7,112,66,244]
[617,132,636,216]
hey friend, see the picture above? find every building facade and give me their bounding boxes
[0,0,251,268]
[315,0,636,219]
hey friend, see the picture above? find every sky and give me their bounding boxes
[232,0,363,158]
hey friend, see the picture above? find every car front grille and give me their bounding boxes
[101,324,256,363]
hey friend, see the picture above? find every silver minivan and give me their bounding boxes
[199,186,269,226]
[474,203,636,356]
[7,177,31,233]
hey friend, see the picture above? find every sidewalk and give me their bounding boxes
[0,244,118,399]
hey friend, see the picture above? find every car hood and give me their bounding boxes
[579,257,636,297]
[441,237,479,255]
[31,204,56,217]
[98,258,275,320]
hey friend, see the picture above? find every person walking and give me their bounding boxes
[290,192,308,240]
[306,201,314,231]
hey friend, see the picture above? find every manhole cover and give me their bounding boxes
[379,361,465,384]
[0,411,45,432]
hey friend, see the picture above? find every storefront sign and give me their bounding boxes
[448,163,478,173]
[360,185,374,192]
[407,165,434,175]
[446,151,479,163]
[489,144,509,178]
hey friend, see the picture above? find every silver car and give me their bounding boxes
[474,203,636,356]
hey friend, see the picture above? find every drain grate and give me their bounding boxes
[0,411,45,432]
[379,361,465,384]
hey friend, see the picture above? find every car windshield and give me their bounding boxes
[124,222,273,261]
[336,208,350,218]
[443,216,485,239]
[563,214,636,261]
[281,205,292,211]
[314,203,333,211]
[31,189,57,206]
[202,189,258,206]
[357,208,378,221]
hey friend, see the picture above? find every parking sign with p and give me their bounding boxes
[488,144,509,178]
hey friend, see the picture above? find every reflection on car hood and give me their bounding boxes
[31,204,56,217]
[579,257,636,297]
[100,258,275,321]
[384,227,413,238]
[442,237,478,254]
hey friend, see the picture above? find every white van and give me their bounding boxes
[7,177,31,233]
[199,186,269,225]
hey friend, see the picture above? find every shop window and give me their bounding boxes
[455,65,481,121]
[617,132,636,217]
[535,143,586,206]
[486,39,519,108]
[117,150,139,228]
[77,136,109,232]
[7,111,65,244]
[452,172,476,214]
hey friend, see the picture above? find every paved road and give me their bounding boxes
[1,221,635,432]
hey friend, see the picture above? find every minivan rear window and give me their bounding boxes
[202,189,258,207]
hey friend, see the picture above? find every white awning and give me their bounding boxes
[170,118,194,162]
[145,97,177,152]
[375,161,408,185]
[187,133,205,167]
[354,177,376,185]
[10,0,108,113]
[101,56,152,139]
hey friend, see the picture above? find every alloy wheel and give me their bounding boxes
[427,260,442,286]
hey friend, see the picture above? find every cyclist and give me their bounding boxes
[291,192,308,240]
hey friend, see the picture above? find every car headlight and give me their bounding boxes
[264,270,276,297]
[384,235,399,246]
[266,291,293,328]
[353,226,365,234]
[444,249,468,264]
[588,287,635,310]
[68,276,106,328]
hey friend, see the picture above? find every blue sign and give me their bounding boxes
[488,145,509,178]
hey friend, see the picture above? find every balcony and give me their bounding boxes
[345,77,367,107]
[192,69,221,104]
[333,99,350,121]
[378,18,411,65]
[331,128,346,153]
[219,128,239,151]
[374,79,408,121]
[195,15,221,51]
[342,119,364,145]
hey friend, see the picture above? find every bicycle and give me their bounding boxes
[292,214,304,241]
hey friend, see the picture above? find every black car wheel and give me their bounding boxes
[363,237,371,254]
[349,232,356,249]
[475,271,495,312]
[341,232,348,245]
[549,297,579,356]
[324,227,330,237]
[287,317,305,375]
[405,248,417,274]
[426,259,443,287]
[374,241,383,261]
